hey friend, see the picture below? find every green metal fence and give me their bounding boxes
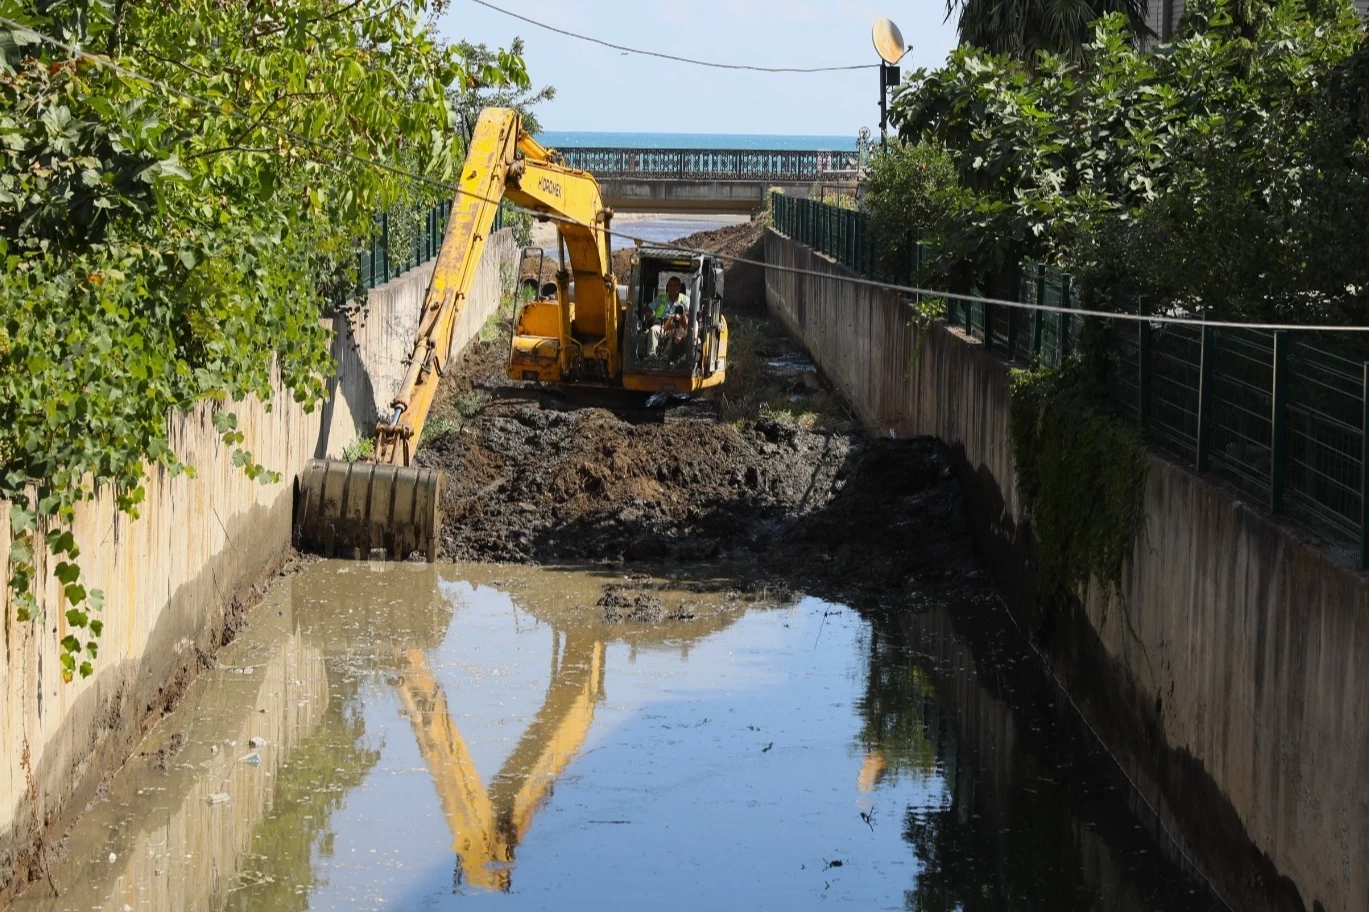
[771,193,1369,566]
[358,199,507,290]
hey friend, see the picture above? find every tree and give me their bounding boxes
[448,35,555,244]
[0,0,530,677]
[859,140,965,283]
[946,0,1151,60]
[449,37,554,142]
[889,0,1369,323]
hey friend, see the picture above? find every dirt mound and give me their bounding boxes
[423,399,846,561]
[611,220,767,312]
[417,218,981,610]
[417,388,976,608]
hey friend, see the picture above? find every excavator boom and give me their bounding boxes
[295,106,725,561]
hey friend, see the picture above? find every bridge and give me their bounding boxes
[556,147,861,214]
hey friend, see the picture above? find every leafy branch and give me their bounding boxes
[0,1,531,680]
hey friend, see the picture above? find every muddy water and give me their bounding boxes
[16,562,1217,911]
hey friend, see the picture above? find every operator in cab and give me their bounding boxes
[662,303,691,363]
[649,276,688,355]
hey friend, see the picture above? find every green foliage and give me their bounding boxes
[906,297,948,373]
[0,0,529,679]
[342,437,375,462]
[889,0,1369,322]
[419,412,462,444]
[947,0,1150,60]
[861,142,965,281]
[1008,360,1149,602]
[449,36,552,141]
[447,37,550,250]
[500,200,534,247]
[453,389,490,418]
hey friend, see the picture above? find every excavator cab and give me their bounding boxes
[620,248,728,393]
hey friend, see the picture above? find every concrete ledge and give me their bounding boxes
[764,227,1369,910]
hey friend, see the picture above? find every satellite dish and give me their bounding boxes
[872,18,905,65]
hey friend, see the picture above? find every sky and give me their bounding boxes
[436,1,960,137]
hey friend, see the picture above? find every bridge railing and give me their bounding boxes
[556,148,860,182]
[774,192,1369,565]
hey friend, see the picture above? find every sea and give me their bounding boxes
[536,130,858,151]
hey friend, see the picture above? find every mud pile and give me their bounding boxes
[611,219,768,312]
[419,221,981,609]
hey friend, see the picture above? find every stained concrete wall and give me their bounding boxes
[0,228,516,892]
[764,228,1369,910]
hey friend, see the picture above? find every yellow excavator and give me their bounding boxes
[295,107,729,561]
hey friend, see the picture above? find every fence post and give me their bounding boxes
[1271,331,1288,514]
[381,212,390,282]
[847,210,856,269]
[1361,362,1369,569]
[369,230,379,289]
[1196,321,1216,471]
[1058,274,1072,363]
[1138,295,1152,431]
[1033,264,1046,359]
[848,212,859,273]
[983,282,995,352]
[1006,264,1020,360]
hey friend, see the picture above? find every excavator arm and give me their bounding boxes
[394,633,606,892]
[294,107,615,560]
[377,108,616,461]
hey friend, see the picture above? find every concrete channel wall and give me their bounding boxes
[0,228,517,891]
[764,228,1369,911]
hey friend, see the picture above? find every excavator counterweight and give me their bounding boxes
[294,107,727,560]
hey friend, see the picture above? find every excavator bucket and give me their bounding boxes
[294,459,442,561]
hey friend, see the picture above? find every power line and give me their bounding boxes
[597,235,1369,335]
[8,16,1369,335]
[468,0,878,73]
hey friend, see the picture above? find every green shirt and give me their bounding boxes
[652,291,686,320]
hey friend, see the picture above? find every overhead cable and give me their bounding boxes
[468,0,878,73]
[10,17,1369,335]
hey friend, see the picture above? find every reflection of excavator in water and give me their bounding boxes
[294,107,729,562]
[394,633,605,892]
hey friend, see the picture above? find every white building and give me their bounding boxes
[1142,0,1368,47]
[1142,0,1184,42]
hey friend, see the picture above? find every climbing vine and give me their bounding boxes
[0,2,529,680]
[1008,358,1148,604]
[905,296,945,375]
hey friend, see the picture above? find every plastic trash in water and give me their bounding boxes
[207,792,231,805]
[646,392,690,409]
[240,751,261,765]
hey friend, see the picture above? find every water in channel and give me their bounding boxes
[17,561,1218,911]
